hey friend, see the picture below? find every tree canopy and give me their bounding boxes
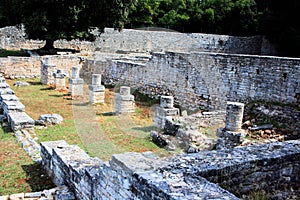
[1,0,300,56]
[0,0,134,49]
[126,0,300,57]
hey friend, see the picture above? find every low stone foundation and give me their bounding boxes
[41,140,300,199]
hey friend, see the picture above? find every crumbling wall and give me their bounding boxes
[0,26,277,55]
[41,140,300,199]
[84,51,300,111]
[0,55,81,79]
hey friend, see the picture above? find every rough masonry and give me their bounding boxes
[41,140,300,199]
[83,51,300,111]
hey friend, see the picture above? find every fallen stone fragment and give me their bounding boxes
[13,81,30,87]
[248,124,273,131]
[36,114,63,126]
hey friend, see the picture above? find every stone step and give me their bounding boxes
[7,111,35,131]
[2,101,25,114]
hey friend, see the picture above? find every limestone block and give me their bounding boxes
[225,101,244,132]
[41,63,56,85]
[115,86,135,114]
[3,100,25,114]
[88,85,105,92]
[160,96,174,108]
[115,93,135,114]
[154,106,180,129]
[69,78,84,85]
[119,86,131,96]
[0,83,9,89]
[71,66,80,79]
[0,88,14,95]
[36,114,63,126]
[69,83,84,96]
[7,111,35,131]
[0,77,6,83]
[89,90,105,104]
[92,74,102,85]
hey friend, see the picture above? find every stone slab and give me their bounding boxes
[7,111,35,131]
[3,100,25,113]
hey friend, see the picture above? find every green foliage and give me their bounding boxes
[0,0,134,49]
[127,0,259,35]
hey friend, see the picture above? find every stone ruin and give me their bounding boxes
[154,96,179,129]
[88,74,105,104]
[53,69,67,90]
[68,66,84,97]
[40,57,56,85]
[0,27,299,199]
[115,86,135,114]
[216,101,246,149]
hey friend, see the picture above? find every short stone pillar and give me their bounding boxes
[115,86,135,114]
[69,67,84,96]
[53,70,66,90]
[216,101,245,149]
[225,102,244,132]
[154,96,180,129]
[89,74,105,103]
[41,58,56,85]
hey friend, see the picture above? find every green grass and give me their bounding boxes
[1,78,171,194]
[7,78,170,160]
[0,128,54,196]
[0,49,30,57]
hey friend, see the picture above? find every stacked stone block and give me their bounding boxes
[88,74,105,103]
[41,140,239,200]
[53,69,66,90]
[115,86,135,114]
[154,96,180,129]
[40,58,56,85]
[0,76,34,131]
[69,66,84,96]
[41,140,300,199]
[216,101,246,149]
[0,76,39,161]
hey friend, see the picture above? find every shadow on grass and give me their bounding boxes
[40,87,55,91]
[26,81,43,86]
[69,102,90,106]
[97,112,115,116]
[49,94,64,98]
[132,126,156,133]
[21,163,55,192]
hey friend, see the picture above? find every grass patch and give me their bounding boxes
[0,49,30,57]
[7,78,170,160]
[0,128,54,195]
[1,78,171,194]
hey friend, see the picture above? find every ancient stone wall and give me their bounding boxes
[84,51,300,111]
[41,140,300,199]
[0,26,44,50]
[94,28,277,55]
[0,55,82,79]
[1,26,277,55]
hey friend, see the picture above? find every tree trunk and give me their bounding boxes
[43,39,55,50]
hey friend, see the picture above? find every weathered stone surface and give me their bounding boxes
[0,88,14,95]
[41,140,300,200]
[13,81,30,87]
[225,102,244,132]
[154,98,180,129]
[7,111,35,131]
[36,114,63,126]
[115,86,135,114]
[3,100,25,114]
[85,51,300,111]
[41,63,56,85]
